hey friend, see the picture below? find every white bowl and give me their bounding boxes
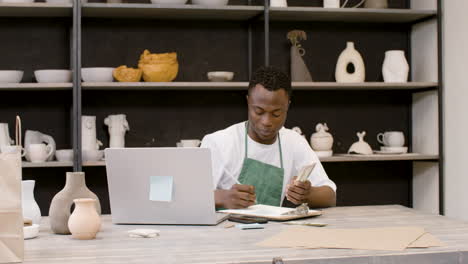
[34,70,72,83]
[1,0,34,3]
[24,224,39,240]
[0,70,23,83]
[192,0,229,6]
[55,149,73,162]
[82,67,115,82]
[82,149,104,162]
[207,71,234,82]
[150,0,187,4]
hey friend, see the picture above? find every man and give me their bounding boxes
[201,67,336,209]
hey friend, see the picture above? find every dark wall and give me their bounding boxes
[1,0,414,215]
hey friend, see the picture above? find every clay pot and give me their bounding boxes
[68,198,101,240]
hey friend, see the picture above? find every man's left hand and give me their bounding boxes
[285,176,311,205]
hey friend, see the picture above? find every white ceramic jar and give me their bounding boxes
[310,123,334,152]
[382,50,409,83]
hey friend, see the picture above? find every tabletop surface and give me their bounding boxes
[24,205,468,264]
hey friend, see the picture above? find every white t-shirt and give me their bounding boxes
[201,121,336,201]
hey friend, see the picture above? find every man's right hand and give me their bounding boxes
[215,184,256,209]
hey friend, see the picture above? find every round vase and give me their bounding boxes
[68,198,101,240]
[49,172,101,234]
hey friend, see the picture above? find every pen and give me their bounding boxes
[226,173,258,204]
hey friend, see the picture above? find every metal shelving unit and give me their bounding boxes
[0,2,72,17]
[0,83,72,91]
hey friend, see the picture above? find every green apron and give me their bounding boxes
[238,122,284,206]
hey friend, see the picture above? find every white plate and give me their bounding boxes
[379,146,408,154]
[24,224,39,239]
[374,150,407,155]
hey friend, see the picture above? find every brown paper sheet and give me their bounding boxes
[257,226,439,251]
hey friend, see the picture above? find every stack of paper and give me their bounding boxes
[257,226,444,251]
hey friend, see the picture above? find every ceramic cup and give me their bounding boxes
[180,139,201,147]
[377,131,405,147]
[27,143,53,163]
[1,145,26,157]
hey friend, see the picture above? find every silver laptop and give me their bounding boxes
[105,147,228,225]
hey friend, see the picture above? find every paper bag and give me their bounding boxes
[0,152,24,263]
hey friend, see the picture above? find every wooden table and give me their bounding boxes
[24,205,468,264]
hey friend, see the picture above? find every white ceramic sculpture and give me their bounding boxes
[292,126,306,140]
[271,0,287,7]
[310,123,334,157]
[22,180,41,225]
[323,0,340,8]
[104,114,129,148]
[0,123,14,148]
[24,130,56,162]
[82,116,102,150]
[382,50,409,83]
[335,42,365,83]
[348,131,373,155]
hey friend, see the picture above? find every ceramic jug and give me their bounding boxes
[49,172,101,234]
[0,123,14,148]
[104,114,130,148]
[24,130,56,161]
[22,180,42,225]
[335,42,365,83]
[382,50,409,83]
[82,116,102,150]
[68,198,101,240]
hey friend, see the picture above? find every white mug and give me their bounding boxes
[27,143,53,163]
[377,131,405,147]
[180,139,201,148]
[270,0,287,7]
[1,145,26,157]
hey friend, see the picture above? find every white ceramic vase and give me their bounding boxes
[271,0,287,7]
[323,0,340,8]
[22,180,41,225]
[0,123,14,148]
[68,198,101,240]
[335,42,365,83]
[382,50,409,83]
[104,114,130,148]
[310,123,333,151]
[82,116,102,150]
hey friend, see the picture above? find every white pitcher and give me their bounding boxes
[82,116,102,150]
[0,123,14,149]
[104,114,130,148]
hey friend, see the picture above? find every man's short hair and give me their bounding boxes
[248,66,292,98]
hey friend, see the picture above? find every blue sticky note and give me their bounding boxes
[149,176,173,202]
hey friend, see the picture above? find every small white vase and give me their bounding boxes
[68,198,101,240]
[324,0,340,8]
[270,0,287,7]
[382,50,409,83]
[104,114,130,148]
[335,42,366,83]
[82,116,102,150]
[22,180,41,225]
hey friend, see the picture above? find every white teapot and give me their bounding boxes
[310,123,333,157]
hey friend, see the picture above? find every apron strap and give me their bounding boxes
[244,121,284,169]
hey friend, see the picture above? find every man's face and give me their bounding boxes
[247,84,290,144]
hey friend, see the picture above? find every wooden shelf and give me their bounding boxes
[82,81,438,91]
[0,3,72,17]
[82,4,263,20]
[24,154,437,168]
[0,83,72,91]
[321,154,439,163]
[82,82,249,90]
[22,161,72,168]
[269,7,437,23]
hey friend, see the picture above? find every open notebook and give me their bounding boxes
[219,204,322,221]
